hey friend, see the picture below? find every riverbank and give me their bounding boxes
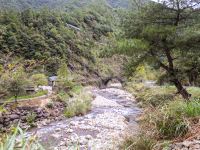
[124,82,200,150]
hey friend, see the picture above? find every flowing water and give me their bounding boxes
[25,84,141,150]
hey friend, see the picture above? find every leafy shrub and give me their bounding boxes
[94,24,113,37]
[56,61,74,92]
[31,74,48,86]
[125,82,146,94]
[26,112,37,127]
[63,92,92,118]
[46,102,54,109]
[70,85,83,95]
[56,91,70,102]
[63,105,76,118]
[0,126,44,150]
[121,135,155,150]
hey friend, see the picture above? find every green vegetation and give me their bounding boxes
[112,0,200,99]
[45,101,54,109]
[121,135,155,150]
[31,74,48,87]
[26,112,37,127]
[7,90,48,102]
[2,66,28,102]
[0,0,131,10]
[0,2,116,77]
[63,91,92,118]
[56,61,74,92]
[0,0,200,149]
[125,82,200,148]
[0,126,44,150]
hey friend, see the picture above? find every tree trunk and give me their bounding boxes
[163,48,191,100]
[172,78,191,100]
[14,95,18,103]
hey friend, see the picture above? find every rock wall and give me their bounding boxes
[0,101,66,132]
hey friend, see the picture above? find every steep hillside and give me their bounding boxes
[0,1,123,84]
[0,0,131,10]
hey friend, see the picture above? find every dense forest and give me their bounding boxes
[0,0,200,150]
[0,1,120,76]
[0,0,131,10]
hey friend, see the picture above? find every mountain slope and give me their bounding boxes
[0,0,131,10]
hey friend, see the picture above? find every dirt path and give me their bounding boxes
[25,86,141,150]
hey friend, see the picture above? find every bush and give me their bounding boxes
[63,105,76,118]
[26,112,37,127]
[31,74,48,86]
[56,61,74,92]
[46,102,54,109]
[70,85,83,95]
[56,91,70,102]
[63,91,92,118]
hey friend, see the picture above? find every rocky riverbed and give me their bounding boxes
[24,86,141,150]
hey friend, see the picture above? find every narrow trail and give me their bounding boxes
[25,85,141,150]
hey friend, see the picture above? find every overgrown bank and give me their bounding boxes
[122,82,200,149]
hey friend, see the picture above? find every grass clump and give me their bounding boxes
[26,112,37,127]
[153,110,188,139]
[183,100,200,117]
[63,91,92,118]
[121,135,155,150]
[56,91,70,102]
[149,99,200,139]
[45,101,54,109]
[134,86,175,107]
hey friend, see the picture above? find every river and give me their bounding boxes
[25,85,141,150]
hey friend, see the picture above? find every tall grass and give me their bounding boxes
[64,91,92,118]
[126,83,200,141]
[183,100,200,117]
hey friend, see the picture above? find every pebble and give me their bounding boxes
[55,128,61,132]
[171,140,200,150]
[66,129,73,133]
[86,135,93,140]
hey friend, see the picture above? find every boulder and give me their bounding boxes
[9,114,19,120]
